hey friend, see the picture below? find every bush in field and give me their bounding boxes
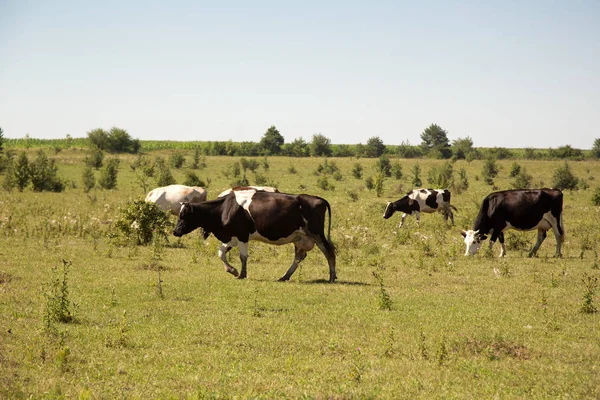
[411,164,422,187]
[42,260,77,330]
[85,147,104,169]
[509,162,521,177]
[352,163,363,179]
[427,161,454,188]
[87,127,140,154]
[13,151,30,191]
[183,171,206,187]
[552,161,579,190]
[454,167,469,193]
[317,175,334,191]
[592,187,600,206]
[30,150,64,192]
[391,163,403,180]
[98,158,120,190]
[592,138,600,159]
[365,176,374,190]
[511,168,533,189]
[191,147,206,169]
[154,157,175,186]
[82,164,96,192]
[231,175,249,188]
[114,200,170,245]
[482,158,499,185]
[375,155,392,177]
[374,173,385,197]
[169,153,185,169]
[316,159,340,175]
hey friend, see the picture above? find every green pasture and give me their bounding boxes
[1,149,599,399]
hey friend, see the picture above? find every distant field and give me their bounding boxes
[1,148,599,398]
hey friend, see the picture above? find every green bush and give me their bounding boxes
[352,163,363,179]
[30,150,65,192]
[13,151,30,192]
[86,147,104,169]
[411,164,422,187]
[592,187,600,206]
[552,161,579,190]
[317,175,335,191]
[427,161,454,188]
[98,158,120,190]
[482,158,499,185]
[375,155,392,177]
[82,164,96,193]
[114,200,170,245]
[154,157,175,187]
[169,153,185,169]
[391,163,403,180]
[509,162,521,177]
[183,171,206,187]
[511,168,533,189]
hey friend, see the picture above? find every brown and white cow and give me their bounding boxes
[383,188,456,227]
[173,190,336,282]
[461,188,565,257]
[217,186,279,198]
[145,185,207,216]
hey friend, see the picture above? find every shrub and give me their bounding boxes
[86,147,104,169]
[352,163,363,179]
[191,148,206,169]
[374,173,385,197]
[511,168,533,189]
[98,158,120,190]
[87,127,140,153]
[365,176,374,190]
[391,163,403,180]
[427,161,454,188]
[454,167,469,193]
[13,151,30,192]
[154,157,175,187]
[482,158,499,185]
[552,161,579,190]
[375,155,392,177]
[317,159,340,175]
[592,187,600,206]
[169,153,185,169]
[317,175,335,191]
[30,150,64,192]
[82,164,96,192]
[411,164,422,187]
[509,162,521,177]
[183,171,206,187]
[114,200,170,245]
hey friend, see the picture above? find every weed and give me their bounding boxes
[384,326,396,358]
[418,331,428,360]
[550,273,559,288]
[42,260,77,332]
[580,274,598,314]
[105,310,129,348]
[55,346,71,373]
[156,270,164,299]
[437,336,448,365]
[372,267,392,311]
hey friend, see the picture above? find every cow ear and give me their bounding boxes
[460,230,467,238]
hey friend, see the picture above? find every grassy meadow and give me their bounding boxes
[1,147,600,399]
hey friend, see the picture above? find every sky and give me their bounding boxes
[1,1,599,149]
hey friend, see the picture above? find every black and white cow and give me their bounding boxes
[173,190,337,282]
[461,188,565,257]
[383,189,456,227]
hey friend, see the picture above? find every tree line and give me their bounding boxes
[2,124,600,160]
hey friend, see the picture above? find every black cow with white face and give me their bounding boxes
[461,188,565,257]
[383,189,455,227]
[173,189,337,282]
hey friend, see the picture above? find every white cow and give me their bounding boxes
[145,185,207,215]
[217,186,279,198]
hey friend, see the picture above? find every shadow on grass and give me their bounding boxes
[303,279,371,286]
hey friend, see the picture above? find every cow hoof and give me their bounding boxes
[278,276,290,282]
[227,268,239,277]
[237,275,246,280]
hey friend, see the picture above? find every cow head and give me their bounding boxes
[173,202,198,237]
[461,230,487,256]
[383,202,395,219]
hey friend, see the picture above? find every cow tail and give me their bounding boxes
[326,200,332,242]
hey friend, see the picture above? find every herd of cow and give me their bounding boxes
[145,184,565,283]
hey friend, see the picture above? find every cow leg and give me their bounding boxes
[279,245,307,282]
[448,207,455,226]
[399,213,408,228]
[551,223,564,258]
[529,230,547,257]
[237,242,249,279]
[314,237,337,283]
[218,244,239,277]
[415,212,421,226]
[498,232,506,257]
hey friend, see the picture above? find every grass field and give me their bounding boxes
[1,148,599,399]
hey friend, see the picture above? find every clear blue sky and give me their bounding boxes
[1,1,598,148]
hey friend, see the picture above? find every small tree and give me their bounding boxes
[482,158,499,185]
[86,147,104,169]
[169,153,185,169]
[191,147,203,169]
[420,124,451,159]
[411,164,422,187]
[98,158,119,190]
[13,151,30,192]
[451,136,474,160]
[114,200,170,245]
[375,155,392,177]
[365,136,386,158]
[352,163,363,179]
[509,162,521,177]
[427,161,454,188]
[310,134,332,157]
[82,164,96,193]
[30,150,64,192]
[285,137,310,157]
[454,167,469,193]
[154,157,175,187]
[183,171,206,187]
[592,138,600,159]
[552,161,579,190]
[511,168,533,189]
[259,125,284,155]
[391,163,403,180]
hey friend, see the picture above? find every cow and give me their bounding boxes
[217,186,279,198]
[173,190,337,282]
[383,188,456,227]
[145,185,207,216]
[461,188,565,258]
